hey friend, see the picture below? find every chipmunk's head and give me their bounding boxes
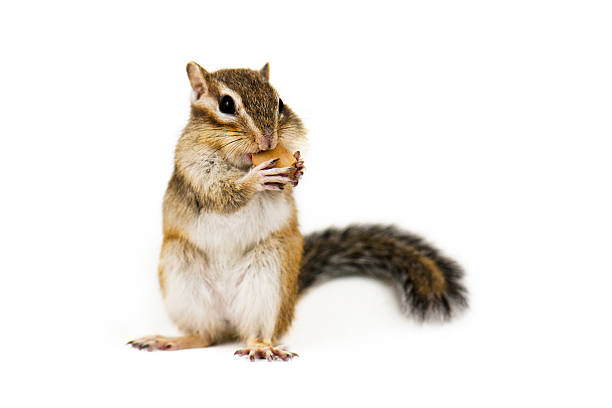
[183,61,306,168]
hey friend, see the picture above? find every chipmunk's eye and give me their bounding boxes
[219,95,236,115]
[278,98,284,114]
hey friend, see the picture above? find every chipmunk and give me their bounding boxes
[128,62,468,361]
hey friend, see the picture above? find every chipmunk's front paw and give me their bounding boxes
[234,344,299,362]
[247,158,294,192]
[291,151,305,187]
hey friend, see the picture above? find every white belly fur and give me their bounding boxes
[162,192,292,341]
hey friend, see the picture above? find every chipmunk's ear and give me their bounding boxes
[259,63,270,81]
[186,61,209,100]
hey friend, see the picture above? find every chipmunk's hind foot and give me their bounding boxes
[234,344,298,362]
[127,335,210,351]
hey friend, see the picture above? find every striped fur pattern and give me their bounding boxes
[128,62,468,360]
[300,225,468,320]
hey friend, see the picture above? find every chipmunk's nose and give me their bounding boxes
[259,127,277,151]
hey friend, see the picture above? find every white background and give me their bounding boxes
[1,1,611,407]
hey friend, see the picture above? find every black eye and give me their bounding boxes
[219,95,236,115]
[278,98,284,114]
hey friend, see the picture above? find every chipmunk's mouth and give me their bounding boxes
[243,151,262,168]
[244,153,257,168]
[245,151,262,164]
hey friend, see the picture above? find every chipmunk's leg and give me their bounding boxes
[231,228,301,361]
[127,335,210,351]
[128,235,223,352]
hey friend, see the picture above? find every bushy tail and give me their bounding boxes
[299,225,468,320]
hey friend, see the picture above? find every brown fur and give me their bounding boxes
[211,69,277,132]
[167,64,305,218]
[143,63,307,356]
[392,240,448,297]
[157,265,166,297]
[164,162,257,216]
[417,255,447,296]
[299,224,467,320]
[130,63,465,361]
[184,62,306,164]
[158,233,209,301]
[272,196,303,340]
[158,230,202,297]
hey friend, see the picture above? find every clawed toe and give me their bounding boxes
[127,335,174,351]
[271,346,299,361]
[234,345,298,362]
[291,153,305,186]
[291,169,304,186]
